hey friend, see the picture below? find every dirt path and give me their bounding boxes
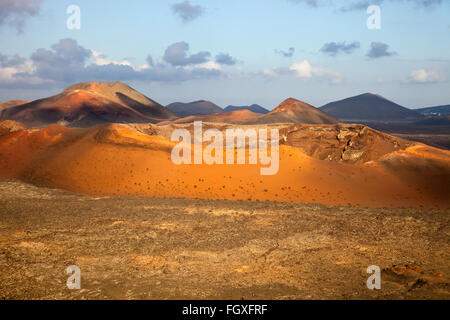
[0,181,448,299]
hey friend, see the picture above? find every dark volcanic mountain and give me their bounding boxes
[245,98,339,124]
[166,100,224,117]
[224,104,269,114]
[320,93,422,122]
[415,105,450,116]
[0,82,178,127]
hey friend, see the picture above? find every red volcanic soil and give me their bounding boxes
[0,123,449,208]
[0,82,177,127]
[0,120,28,135]
[0,123,70,178]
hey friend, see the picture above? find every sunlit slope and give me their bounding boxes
[0,122,449,208]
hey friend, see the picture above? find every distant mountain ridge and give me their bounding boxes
[161,98,339,125]
[166,100,224,117]
[415,105,450,116]
[320,93,422,121]
[3,86,447,128]
[224,104,269,114]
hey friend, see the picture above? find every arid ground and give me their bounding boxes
[0,181,448,300]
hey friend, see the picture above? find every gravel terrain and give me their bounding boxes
[0,181,448,300]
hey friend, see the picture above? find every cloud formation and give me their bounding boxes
[275,47,295,58]
[163,41,211,66]
[405,69,446,83]
[30,39,93,83]
[0,53,26,67]
[264,59,343,84]
[171,1,203,23]
[146,55,154,67]
[320,42,360,56]
[0,39,225,89]
[215,53,238,66]
[340,0,443,11]
[291,0,442,11]
[0,0,42,33]
[290,0,321,7]
[366,42,396,59]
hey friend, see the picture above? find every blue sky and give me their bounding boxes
[0,0,449,109]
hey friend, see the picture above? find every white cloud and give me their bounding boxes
[0,59,51,87]
[91,50,135,68]
[311,67,343,84]
[91,50,157,72]
[406,69,446,83]
[180,60,222,72]
[263,68,278,77]
[282,59,342,84]
[192,60,222,70]
[289,59,313,78]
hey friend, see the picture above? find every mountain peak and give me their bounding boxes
[272,98,313,113]
[320,93,421,121]
[358,92,388,100]
[0,82,177,127]
[61,81,163,109]
[65,81,129,92]
[242,97,339,124]
[283,97,301,103]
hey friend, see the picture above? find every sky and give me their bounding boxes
[0,0,449,110]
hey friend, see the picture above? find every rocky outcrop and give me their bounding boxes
[281,123,413,164]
